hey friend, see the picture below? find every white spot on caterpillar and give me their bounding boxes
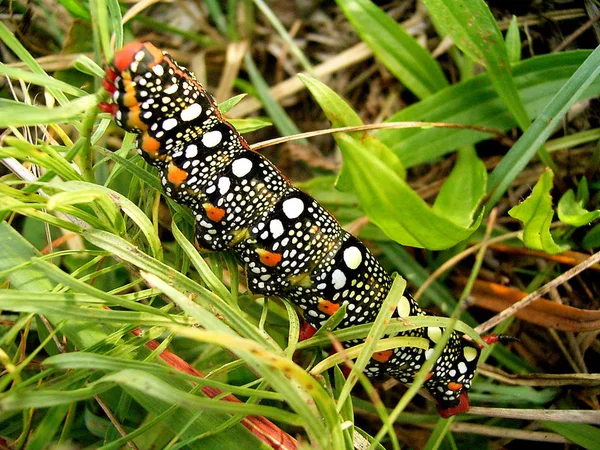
[463,346,478,362]
[202,130,222,148]
[397,296,411,318]
[152,65,164,76]
[180,103,202,121]
[232,158,253,177]
[282,198,304,219]
[343,246,362,269]
[134,51,145,61]
[162,118,177,131]
[427,327,442,343]
[331,269,346,289]
[164,84,178,95]
[458,362,468,374]
[218,177,230,194]
[185,145,198,158]
[424,349,435,360]
[270,219,284,239]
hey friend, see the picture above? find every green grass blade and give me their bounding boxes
[336,0,448,98]
[541,421,600,449]
[505,16,521,64]
[0,95,99,127]
[0,22,69,105]
[0,64,88,97]
[486,46,600,210]
[423,0,531,131]
[243,54,304,141]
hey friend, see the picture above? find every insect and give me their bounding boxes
[100,41,497,417]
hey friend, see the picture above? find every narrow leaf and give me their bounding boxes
[336,0,448,98]
[505,16,522,64]
[423,0,531,132]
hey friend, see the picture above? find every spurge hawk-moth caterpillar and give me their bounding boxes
[100,41,499,417]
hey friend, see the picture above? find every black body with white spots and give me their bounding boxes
[100,42,483,416]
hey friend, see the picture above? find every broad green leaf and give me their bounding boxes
[557,189,600,227]
[508,169,567,254]
[505,16,521,64]
[335,133,482,249]
[378,51,600,167]
[432,147,486,228]
[335,0,448,99]
[299,74,405,191]
[577,177,590,203]
[422,0,531,133]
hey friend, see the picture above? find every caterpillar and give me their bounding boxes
[99,41,495,418]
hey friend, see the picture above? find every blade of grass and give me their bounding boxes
[336,0,449,98]
[486,45,600,211]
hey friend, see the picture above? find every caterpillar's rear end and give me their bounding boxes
[100,41,485,417]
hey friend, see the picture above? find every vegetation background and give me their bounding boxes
[1,0,600,449]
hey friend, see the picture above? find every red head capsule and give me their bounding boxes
[113,41,146,73]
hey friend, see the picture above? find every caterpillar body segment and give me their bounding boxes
[101,41,486,417]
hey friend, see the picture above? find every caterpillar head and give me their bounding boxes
[100,42,227,164]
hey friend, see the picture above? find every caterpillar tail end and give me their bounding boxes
[436,390,470,418]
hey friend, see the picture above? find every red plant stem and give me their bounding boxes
[131,329,298,449]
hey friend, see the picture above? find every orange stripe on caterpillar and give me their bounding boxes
[167,163,188,186]
[372,350,393,363]
[140,134,162,159]
[317,299,340,315]
[203,204,226,222]
[126,105,147,131]
[256,249,282,267]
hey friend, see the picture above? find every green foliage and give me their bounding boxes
[508,170,567,254]
[335,0,449,99]
[557,178,600,226]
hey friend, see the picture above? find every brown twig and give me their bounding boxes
[250,121,504,151]
[475,250,600,334]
